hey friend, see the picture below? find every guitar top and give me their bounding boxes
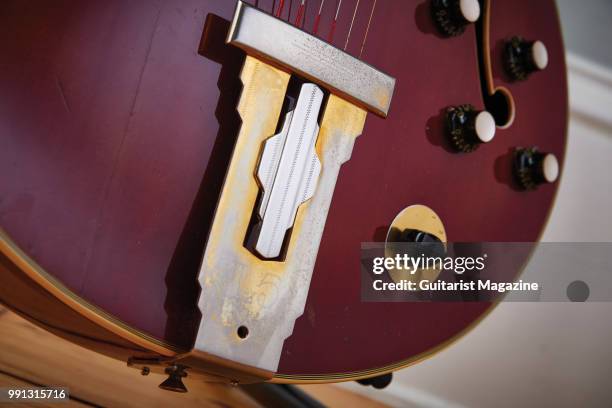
[0,0,566,383]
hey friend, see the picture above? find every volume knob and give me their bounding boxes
[431,0,480,37]
[445,105,496,153]
[514,148,559,190]
[504,37,549,81]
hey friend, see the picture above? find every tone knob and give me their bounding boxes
[431,0,480,37]
[504,37,549,81]
[514,147,559,190]
[445,105,496,153]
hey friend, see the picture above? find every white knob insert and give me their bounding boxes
[542,153,559,183]
[531,40,549,71]
[460,0,481,23]
[474,111,496,143]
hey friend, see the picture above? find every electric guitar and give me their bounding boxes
[0,0,566,389]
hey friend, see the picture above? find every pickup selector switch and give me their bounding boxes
[504,37,549,81]
[431,0,480,37]
[514,147,559,190]
[445,105,496,153]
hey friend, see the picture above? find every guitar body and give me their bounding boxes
[0,0,566,382]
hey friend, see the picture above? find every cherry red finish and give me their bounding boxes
[0,0,566,377]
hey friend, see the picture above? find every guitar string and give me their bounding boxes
[295,0,306,27]
[274,0,371,57]
[343,0,360,51]
[275,0,374,50]
[313,0,325,34]
[275,0,285,17]
[358,0,376,58]
[328,0,343,42]
[302,0,309,28]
